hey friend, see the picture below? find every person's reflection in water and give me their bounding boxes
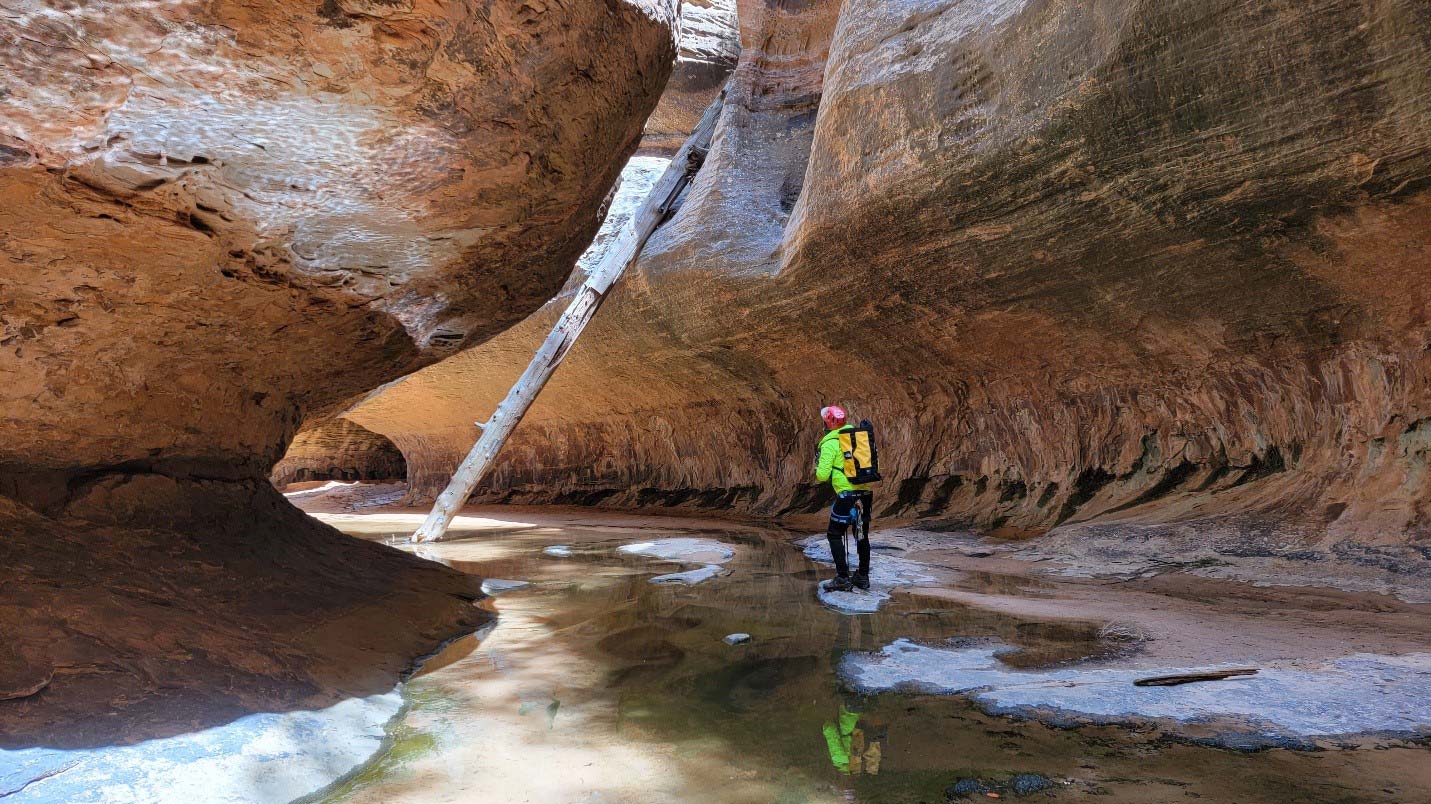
[822,703,883,776]
[823,614,884,778]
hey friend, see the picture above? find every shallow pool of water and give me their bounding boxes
[320,519,1429,803]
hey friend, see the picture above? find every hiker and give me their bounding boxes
[814,405,880,592]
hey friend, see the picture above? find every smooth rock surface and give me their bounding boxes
[0,487,486,748]
[272,419,406,488]
[0,0,680,746]
[642,0,740,153]
[335,0,1431,577]
[841,639,1431,748]
[338,152,670,498]
[1,0,679,486]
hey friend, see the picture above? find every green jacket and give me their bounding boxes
[815,428,872,495]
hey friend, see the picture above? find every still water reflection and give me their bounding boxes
[319,520,1426,803]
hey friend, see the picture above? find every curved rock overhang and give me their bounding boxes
[346,0,1431,557]
[0,0,680,744]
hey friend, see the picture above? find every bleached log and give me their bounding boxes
[411,90,725,543]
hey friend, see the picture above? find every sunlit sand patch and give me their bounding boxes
[309,512,541,534]
[282,480,361,497]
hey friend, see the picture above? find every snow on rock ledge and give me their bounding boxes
[840,639,1431,749]
[0,688,404,803]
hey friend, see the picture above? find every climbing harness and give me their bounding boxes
[841,492,867,563]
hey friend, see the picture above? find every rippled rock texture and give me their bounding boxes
[1,0,678,742]
[343,0,1431,562]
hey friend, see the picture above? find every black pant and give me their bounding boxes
[826,490,872,578]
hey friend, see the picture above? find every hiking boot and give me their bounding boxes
[823,575,854,592]
[852,572,870,591]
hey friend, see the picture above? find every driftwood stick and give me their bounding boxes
[410,90,726,544]
[1133,668,1259,687]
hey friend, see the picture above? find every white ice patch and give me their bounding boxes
[840,639,1431,746]
[0,688,403,803]
[801,535,936,613]
[542,545,573,558]
[619,538,735,585]
[481,579,531,595]
[618,538,735,565]
[650,565,725,585]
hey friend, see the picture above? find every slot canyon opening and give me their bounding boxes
[3,0,1430,800]
[271,418,408,490]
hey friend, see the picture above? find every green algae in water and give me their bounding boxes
[317,688,445,803]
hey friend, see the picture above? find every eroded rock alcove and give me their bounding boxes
[1,0,679,744]
[338,0,1431,573]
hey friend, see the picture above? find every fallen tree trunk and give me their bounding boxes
[411,91,725,543]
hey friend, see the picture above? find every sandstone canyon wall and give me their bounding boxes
[642,0,740,154]
[270,418,406,486]
[0,0,678,744]
[341,0,1431,567]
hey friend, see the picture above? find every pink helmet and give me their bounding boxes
[820,405,847,429]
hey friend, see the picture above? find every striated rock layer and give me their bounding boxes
[267,0,739,485]
[344,0,1431,567]
[1,1,678,740]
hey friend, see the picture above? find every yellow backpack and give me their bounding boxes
[838,420,882,484]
